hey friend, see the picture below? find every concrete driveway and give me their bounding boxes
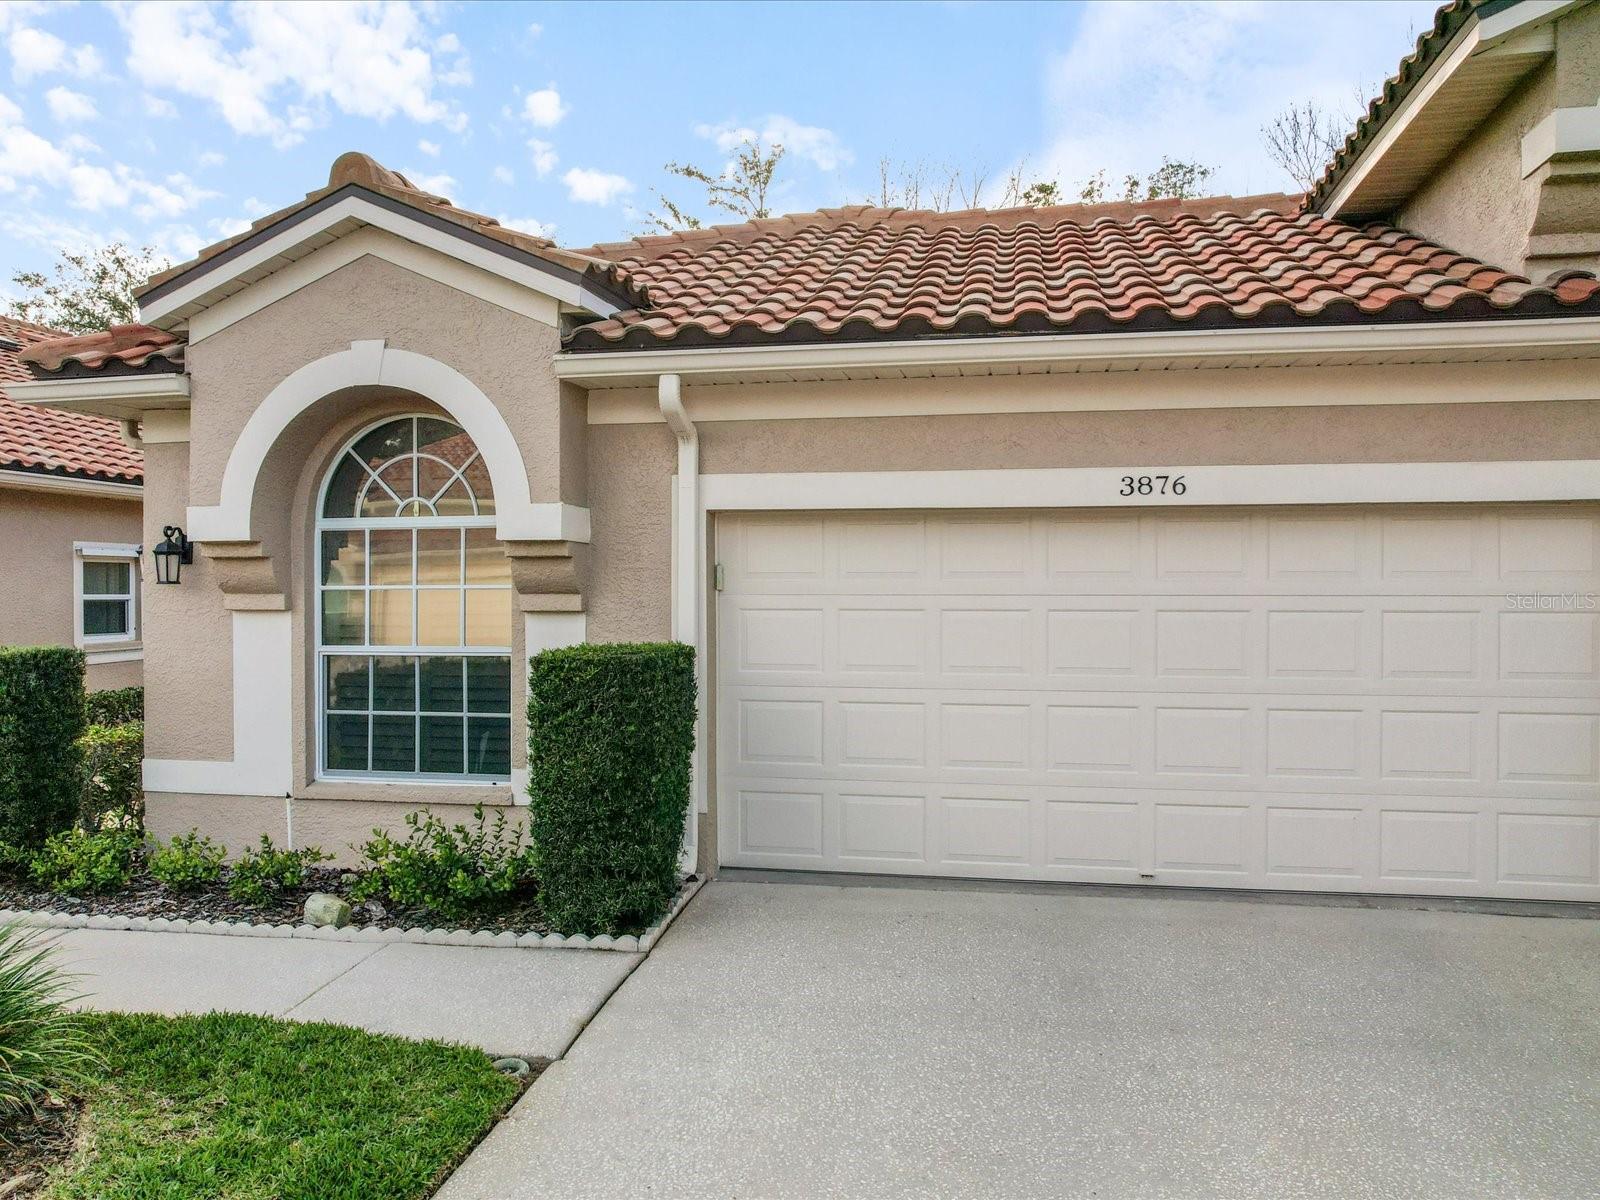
[440,878,1600,1199]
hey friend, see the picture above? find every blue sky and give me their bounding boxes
[0,0,1437,296]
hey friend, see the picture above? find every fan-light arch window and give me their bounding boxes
[317,415,512,781]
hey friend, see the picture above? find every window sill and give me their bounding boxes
[298,779,521,807]
[84,644,143,665]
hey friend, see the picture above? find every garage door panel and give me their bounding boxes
[718,507,1600,899]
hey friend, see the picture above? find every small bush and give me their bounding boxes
[85,686,143,727]
[0,647,87,847]
[0,924,98,1121]
[227,837,331,906]
[77,720,144,833]
[0,842,31,884]
[30,827,138,895]
[527,642,695,935]
[351,806,535,922]
[147,830,225,893]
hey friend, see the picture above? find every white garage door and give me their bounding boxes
[715,506,1600,900]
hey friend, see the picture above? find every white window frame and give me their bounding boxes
[73,542,141,662]
[314,415,514,786]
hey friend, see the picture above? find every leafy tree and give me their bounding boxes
[644,139,786,233]
[8,243,169,335]
[1019,180,1062,206]
[1073,158,1215,204]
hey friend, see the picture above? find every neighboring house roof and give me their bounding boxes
[563,197,1600,351]
[0,315,145,486]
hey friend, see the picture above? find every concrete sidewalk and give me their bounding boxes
[44,926,640,1059]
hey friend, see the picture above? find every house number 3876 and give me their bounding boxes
[1119,474,1187,496]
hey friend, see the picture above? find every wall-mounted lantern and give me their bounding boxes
[153,526,193,585]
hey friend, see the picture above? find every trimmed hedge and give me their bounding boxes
[79,721,144,832]
[528,642,695,935]
[0,648,87,847]
[86,686,143,727]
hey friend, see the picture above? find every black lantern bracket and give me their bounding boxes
[153,525,194,585]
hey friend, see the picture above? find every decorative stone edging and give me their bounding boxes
[0,876,703,955]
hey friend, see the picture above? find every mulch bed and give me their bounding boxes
[0,1099,81,1198]
[0,868,551,936]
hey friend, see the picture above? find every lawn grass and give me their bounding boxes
[33,1011,523,1200]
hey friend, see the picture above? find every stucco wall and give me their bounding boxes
[1396,3,1600,277]
[185,251,570,509]
[1397,61,1552,275]
[145,245,569,849]
[585,395,1600,644]
[0,481,143,691]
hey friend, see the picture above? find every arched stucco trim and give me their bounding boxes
[186,339,590,543]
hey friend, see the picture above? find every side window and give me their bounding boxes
[76,546,140,646]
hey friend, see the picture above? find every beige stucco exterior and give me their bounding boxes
[113,68,1600,867]
[1397,2,1600,280]
[0,476,143,692]
[142,243,591,857]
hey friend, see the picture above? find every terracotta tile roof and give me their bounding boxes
[0,317,143,486]
[138,151,647,313]
[565,195,1600,351]
[18,323,184,376]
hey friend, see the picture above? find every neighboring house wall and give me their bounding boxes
[0,480,143,690]
[1397,3,1600,278]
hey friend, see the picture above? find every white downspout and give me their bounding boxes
[659,374,705,872]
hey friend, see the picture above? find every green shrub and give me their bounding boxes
[147,830,226,893]
[226,837,331,906]
[0,647,87,847]
[527,642,695,935]
[85,686,143,727]
[30,827,138,895]
[351,806,535,922]
[0,842,31,884]
[77,720,144,833]
[0,924,98,1121]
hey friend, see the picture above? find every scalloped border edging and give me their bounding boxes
[0,876,703,955]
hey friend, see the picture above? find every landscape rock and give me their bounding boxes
[303,893,352,929]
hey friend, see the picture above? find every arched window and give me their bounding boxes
[316,415,512,781]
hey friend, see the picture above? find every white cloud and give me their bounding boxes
[0,91,22,125]
[45,86,95,123]
[526,22,543,38]
[142,93,177,119]
[492,164,514,185]
[695,114,851,171]
[8,26,100,82]
[197,149,225,167]
[404,167,455,196]
[562,166,632,206]
[522,86,566,128]
[528,137,557,178]
[496,214,555,239]
[1033,0,1436,198]
[417,138,440,156]
[115,1,469,149]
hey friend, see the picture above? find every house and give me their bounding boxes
[10,0,1600,894]
[0,316,144,691]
